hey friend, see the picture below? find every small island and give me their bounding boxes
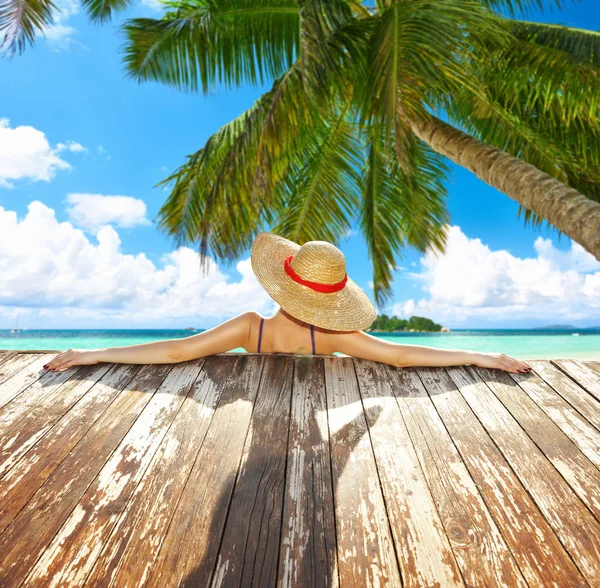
[367,314,448,333]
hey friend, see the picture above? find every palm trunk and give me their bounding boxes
[404,113,600,261]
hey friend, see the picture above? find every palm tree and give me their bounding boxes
[120,0,599,305]
[0,0,130,55]
[5,0,598,304]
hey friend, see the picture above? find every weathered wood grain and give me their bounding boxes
[277,356,338,588]
[0,363,141,534]
[422,365,585,586]
[85,354,262,588]
[0,353,49,404]
[0,355,90,424]
[506,368,600,472]
[553,359,600,402]
[0,351,17,367]
[140,354,265,588]
[324,356,402,587]
[379,363,526,587]
[0,352,42,386]
[210,354,294,588]
[22,358,206,586]
[449,365,600,584]
[353,359,465,587]
[0,363,113,478]
[0,353,598,587]
[530,360,600,432]
[0,362,174,586]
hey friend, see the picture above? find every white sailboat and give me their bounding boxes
[10,312,19,333]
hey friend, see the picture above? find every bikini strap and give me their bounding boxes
[257,317,264,353]
[310,324,316,355]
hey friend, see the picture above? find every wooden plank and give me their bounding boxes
[447,365,600,584]
[353,359,465,587]
[0,352,45,395]
[0,362,174,585]
[277,356,338,588]
[507,366,600,473]
[135,354,265,588]
[553,360,600,402]
[380,363,526,587]
[419,366,585,586]
[0,354,84,416]
[0,363,113,478]
[0,364,141,534]
[22,358,205,586]
[0,352,17,367]
[529,360,600,432]
[84,355,263,587]
[323,356,402,587]
[210,355,294,588]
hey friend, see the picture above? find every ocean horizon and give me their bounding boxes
[1,328,598,360]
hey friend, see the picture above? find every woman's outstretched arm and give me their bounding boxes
[330,330,531,373]
[42,312,255,372]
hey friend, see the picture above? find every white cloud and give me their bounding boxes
[65,193,152,231]
[0,201,275,326]
[392,225,600,324]
[140,0,167,11]
[42,0,82,51]
[0,118,73,188]
[56,140,87,153]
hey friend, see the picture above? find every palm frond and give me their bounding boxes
[0,0,56,56]
[296,0,355,104]
[359,120,450,307]
[80,0,132,23]
[123,0,300,93]
[154,59,317,263]
[271,97,362,244]
[359,0,508,172]
[509,19,600,67]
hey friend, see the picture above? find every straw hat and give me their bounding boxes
[251,232,377,331]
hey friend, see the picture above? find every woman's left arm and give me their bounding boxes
[43,312,255,372]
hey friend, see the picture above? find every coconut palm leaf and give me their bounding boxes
[81,0,132,22]
[123,0,300,93]
[0,0,55,55]
[295,0,355,104]
[357,0,508,172]
[509,19,600,66]
[359,121,450,306]
[270,98,362,245]
[154,59,319,263]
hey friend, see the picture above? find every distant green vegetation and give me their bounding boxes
[369,314,444,332]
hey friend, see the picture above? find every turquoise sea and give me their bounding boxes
[0,329,598,360]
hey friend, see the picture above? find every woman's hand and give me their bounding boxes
[43,349,99,372]
[472,352,532,373]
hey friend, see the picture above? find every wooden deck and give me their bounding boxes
[0,351,599,587]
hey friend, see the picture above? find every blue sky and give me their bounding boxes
[1,0,599,330]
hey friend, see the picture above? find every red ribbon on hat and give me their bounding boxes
[284,255,348,293]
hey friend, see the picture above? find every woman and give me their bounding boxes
[42,232,532,374]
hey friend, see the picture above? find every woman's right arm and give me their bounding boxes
[330,330,531,373]
[43,312,256,372]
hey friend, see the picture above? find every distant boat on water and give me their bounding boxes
[10,312,20,333]
[184,327,197,331]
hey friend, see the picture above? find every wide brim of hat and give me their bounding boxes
[251,232,377,331]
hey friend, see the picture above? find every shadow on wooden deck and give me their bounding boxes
[0,350,599,587]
